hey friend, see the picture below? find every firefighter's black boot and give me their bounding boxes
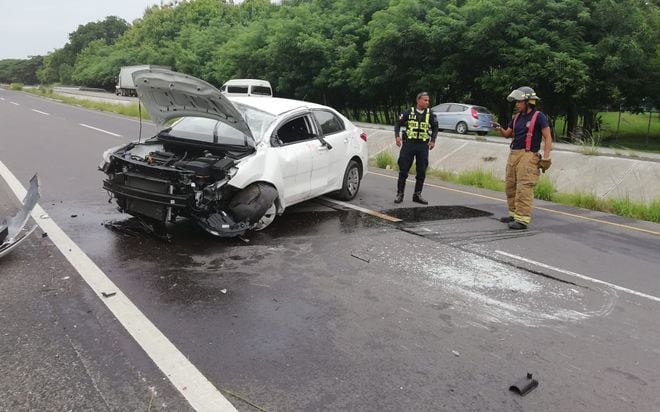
[394,192,404,203]
[508,220,528,230]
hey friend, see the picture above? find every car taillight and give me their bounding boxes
[470,107,479,119]
[360,132,367,142]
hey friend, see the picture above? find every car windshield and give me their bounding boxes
[232,101,277,141]
[167,117,255,148]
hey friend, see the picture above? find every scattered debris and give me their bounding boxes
[70,214,78,218]
[0,174,40,259]
[220,289,227,294]
[41,232,48,238]
[102,291,117,298]
[482,156,497,162]
[451,350,460,357]
[351,252,370,263]
[103,217,171,241]
[509,373,539,396]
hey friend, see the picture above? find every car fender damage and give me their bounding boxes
[101,141,274,238]
[1,174,40,259]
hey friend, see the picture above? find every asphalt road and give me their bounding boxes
[1,88,659,412]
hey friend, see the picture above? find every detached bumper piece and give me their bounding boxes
[1,174,40,259]
[195,212,249,238]
[509,373,539,396]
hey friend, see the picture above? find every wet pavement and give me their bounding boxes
[2,87,660,411]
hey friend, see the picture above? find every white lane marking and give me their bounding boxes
[320,196,403,222]
[0,97,5,100]
[0,162,236,412]
[31,109,50,116]
[437,141,469,163]
[10,101,20,106]
[79,123,122,137]
[495,250,660,303]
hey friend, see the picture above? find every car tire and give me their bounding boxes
[477,131,487,136]
[456,122,468,134]
[253,203,277,231]
[228,182,278,224]
[337,160,361,201]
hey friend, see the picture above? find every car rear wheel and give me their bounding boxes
[456,122,468,134]
[337,160,361,200]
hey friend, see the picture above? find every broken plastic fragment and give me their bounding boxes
[0,174,40,259]
[102,291,117,298]
[509,373,539,396]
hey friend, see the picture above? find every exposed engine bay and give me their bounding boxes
[101,139,277,238]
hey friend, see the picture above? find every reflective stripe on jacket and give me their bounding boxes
[406,108,431,141]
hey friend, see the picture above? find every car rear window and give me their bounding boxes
[432,104,450,112]
[476,106,491,114]
[448,105,466,112]
[313,110,345,135]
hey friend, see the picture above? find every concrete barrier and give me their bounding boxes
[357,122,660,204]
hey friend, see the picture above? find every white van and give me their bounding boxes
[220,79,273,97]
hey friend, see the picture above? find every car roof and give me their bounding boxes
[223,79,271,87]
[229,96,329,116]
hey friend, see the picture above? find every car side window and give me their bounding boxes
[274,115,318,145]
[448,104,465,112]
[433,104,450,112]
[312,110,345,135]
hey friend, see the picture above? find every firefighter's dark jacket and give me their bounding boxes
[395,107,439,142]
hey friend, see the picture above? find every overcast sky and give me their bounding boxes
[0,0,161,59]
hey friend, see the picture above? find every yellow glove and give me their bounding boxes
[538,158,552,173]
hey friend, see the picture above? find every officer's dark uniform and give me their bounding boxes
[394,107,439,198]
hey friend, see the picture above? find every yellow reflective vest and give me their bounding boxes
[406,108,431,141]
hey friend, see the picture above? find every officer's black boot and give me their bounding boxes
[395,175,406,204]
[412,192,428,205]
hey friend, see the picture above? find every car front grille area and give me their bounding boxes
[104,166,191,222]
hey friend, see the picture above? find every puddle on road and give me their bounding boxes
[382,205,492,222]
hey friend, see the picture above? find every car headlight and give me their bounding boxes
[102,145,125,163]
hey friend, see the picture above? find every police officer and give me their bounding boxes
[494,86,553,230]
[394,92,439,204]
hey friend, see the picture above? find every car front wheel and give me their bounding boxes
[456,121,468,134]
[337,160,361,200]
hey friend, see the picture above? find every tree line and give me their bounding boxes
[1,0,658,136]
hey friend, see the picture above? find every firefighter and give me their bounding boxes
[494,86,553,230]
[394,92,439,204]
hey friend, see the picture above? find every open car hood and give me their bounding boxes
[133,68,253,139]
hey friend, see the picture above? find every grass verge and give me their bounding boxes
[374,163,660,223]
[24,87,150,119]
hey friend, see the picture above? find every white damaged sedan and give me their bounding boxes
[100,69,368,237]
